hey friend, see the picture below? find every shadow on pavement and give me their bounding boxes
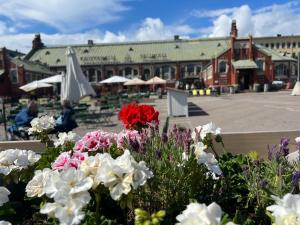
[188,102,209,117]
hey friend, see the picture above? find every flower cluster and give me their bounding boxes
[267,193,300,225]
[28,115,56,134]
[0,149,41,175]
[26,167,93,225]
[119,103,159,129]
[26,150,152,224]
[80,150,153,200]
[176,202,236,225]
[54,132,79,148]
[0,186,10,207]
[74,130,117,152]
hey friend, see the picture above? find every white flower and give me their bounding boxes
[28,115,55,134]
[0,149,41,175]
[80,153,109,189]
[131,160,153,189]
[41,200,85,225]
[0,221,12,225]
[0,186,10,207]
[266,193,300,225]
[193,142,207,158]
[295,137,300,143]
[192,122,221,141]
[26,168,53,197]
[194,142,222,176]
[54,132,79,148]
[96,151,134,200]
[176,202,222,225]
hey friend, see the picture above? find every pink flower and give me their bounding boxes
[74,130,118,152]
[52,151,87,170]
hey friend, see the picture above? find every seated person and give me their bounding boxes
[54,100,78,133]
[8,101,38,139]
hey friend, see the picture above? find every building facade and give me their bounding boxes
[23,21,297,92]
[0,47,54,97]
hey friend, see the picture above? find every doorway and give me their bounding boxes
[238,69,253,90]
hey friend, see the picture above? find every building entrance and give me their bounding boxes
[238,69,254,90]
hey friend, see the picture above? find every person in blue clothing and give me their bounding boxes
[54,100,78,133]
[8,101,38,139]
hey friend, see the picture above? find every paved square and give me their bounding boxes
[1,91,300,140]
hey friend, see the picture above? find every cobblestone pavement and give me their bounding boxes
[1,91,300,140]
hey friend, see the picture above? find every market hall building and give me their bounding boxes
[24,20,297,92]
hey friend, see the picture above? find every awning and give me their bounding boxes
[0,69,5,76]
[232,60,258,69]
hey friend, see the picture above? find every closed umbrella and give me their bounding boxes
[61,47,96,103]
[19,80,53,92]
[124,78,145,86]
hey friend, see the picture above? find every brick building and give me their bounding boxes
[23,21,297,91]
[0,46,54,97]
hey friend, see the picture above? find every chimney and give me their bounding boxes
[230,20,238,38]
[88,40,94,45]
[32,33,44,50]
[174,35,180,41]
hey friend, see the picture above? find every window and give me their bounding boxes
[162,65,170,80]
[270,43,274,49]
[155,67,161,77]
[171,67,176,80]
[298,42,300,48]
[287,42,291,48]
[106,70,113,78]
[275,64,288,76]
[219,61,227,73]
[133,69,138,76]
[256,60,264,71]
[97,70,101,81]
[265,43,269,48]
[125,67,132,77]
[196,65,201,74]
[88,68,96,82]
[282,42,286,48]
[143,69,150,80]
[276,43,280,49]
[9,69,18,84]
[187,64,195,76]
[293,42,296,48]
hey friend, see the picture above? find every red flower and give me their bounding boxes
[119,103,159,129]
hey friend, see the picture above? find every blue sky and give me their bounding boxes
[0,0,299,52]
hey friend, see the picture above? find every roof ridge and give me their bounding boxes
[41,36,230,49]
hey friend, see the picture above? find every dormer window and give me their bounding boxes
[45,51,50,55]
[83,49,89,53]
[175,45,179,49]
[56,58,61,63]
[129,47,134,51]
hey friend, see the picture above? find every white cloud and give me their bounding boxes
[0,18,195,53]
[0,0,129,32]
[194,1,300,37]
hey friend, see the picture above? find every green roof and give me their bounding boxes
[27,38,231,67]
[255,44,296,61]
[232,60,258,69]
[11,57,54,75]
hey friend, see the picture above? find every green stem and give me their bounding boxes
[210,140,219,159]
[95,191,101,222]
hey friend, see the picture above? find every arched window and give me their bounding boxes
[219,61,227,73]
